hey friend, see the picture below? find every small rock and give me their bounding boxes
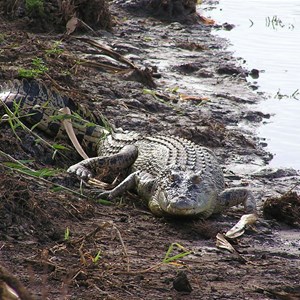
[243,111,270,122]
[217,64,246,77]
[252,167,299,179]
[249,68,259,79]
[223,22,235,31]
[173,271,192,293]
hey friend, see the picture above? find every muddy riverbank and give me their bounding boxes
[0,1,300,299]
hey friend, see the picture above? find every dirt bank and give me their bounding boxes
[0,1,300,299]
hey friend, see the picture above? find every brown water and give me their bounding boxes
[201,0,300,169]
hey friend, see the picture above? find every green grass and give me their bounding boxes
[25,0,44,15]
[18,57,48,79]
[95,198,113,206]
[92,250,101,263]
[0,34,5,43]
[45,41,64,57]
[64,227,70,241]
[275,88,300,100]
[1,98,70,160]
[163,243,192,264]
[3,161,60,177]
[0,150,88,200]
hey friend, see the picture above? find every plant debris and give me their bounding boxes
[263,191,300,227]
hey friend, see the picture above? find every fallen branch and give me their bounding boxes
[75,37,136,69]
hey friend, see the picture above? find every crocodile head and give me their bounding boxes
[149,166,218,218]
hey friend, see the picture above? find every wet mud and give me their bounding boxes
[0,1,300,299]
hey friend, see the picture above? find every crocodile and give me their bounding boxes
[0,79,256,218]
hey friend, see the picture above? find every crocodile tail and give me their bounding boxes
[0,79,110,154]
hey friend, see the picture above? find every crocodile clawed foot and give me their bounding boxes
[97,191,113,200]
[88,189,114,201]
[67,164,93,181]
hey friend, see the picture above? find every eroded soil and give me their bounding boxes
[0,1,300,299]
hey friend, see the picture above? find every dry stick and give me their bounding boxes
[78,18,99,36]
[75,37,136,69]
[78,58,127,73]
[71,224,104,245]
[58,109,112,189]
[88,178,111,189]
[285,181,300,194]
[0,264,36,300]
[78,242,87,265]
[44,73,96,99]
[59,107,89,160]
[44,73,72,92]
[111,222,130,272]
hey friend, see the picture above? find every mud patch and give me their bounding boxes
[0,168,96,242]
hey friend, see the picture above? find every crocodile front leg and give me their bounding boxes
[216,187,257,215]
[217,187,258,238]
[98,170,157,204]
[67,145,138,180]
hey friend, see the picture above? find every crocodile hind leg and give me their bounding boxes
[67,145,138,180]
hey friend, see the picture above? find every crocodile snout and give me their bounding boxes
[165,196,197,215]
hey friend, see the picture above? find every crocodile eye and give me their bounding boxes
[169,173,180,182]
[190,174,201,184]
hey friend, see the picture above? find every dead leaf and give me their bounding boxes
[199,15,215,25]
[180,94,209,101]
[216,233,236,253]
[66,16,79,35]
[216,233,247,262]
[225,214,258,239]
[59,107,89,159]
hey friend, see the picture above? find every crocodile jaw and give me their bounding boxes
[153,190,217,218]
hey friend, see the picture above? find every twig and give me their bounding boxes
[111,223,130,272]
[71,224,104,245]
[78,18,99,36]
[78,242,87,265]
[0,264,35,300]
[75,37,136,69]
[78,58,128,73]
